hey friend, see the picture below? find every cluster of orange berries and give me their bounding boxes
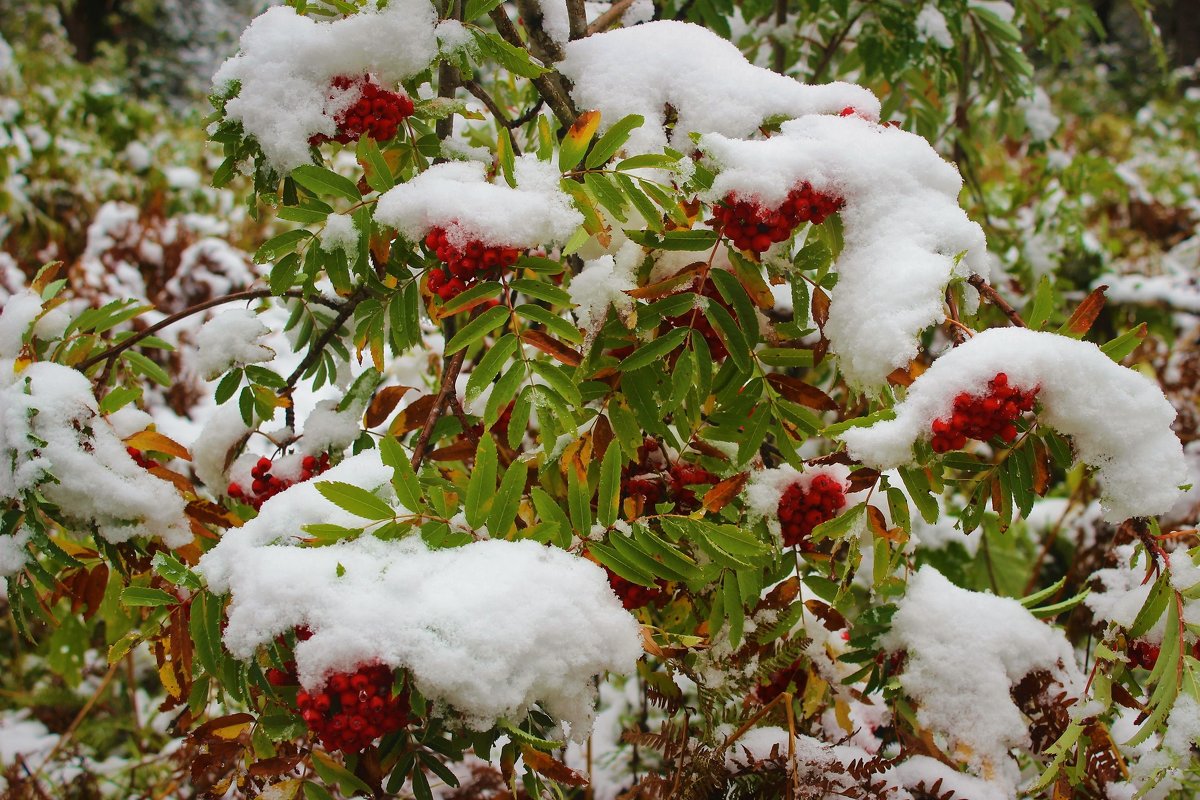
[424,227,522,301]
[228,454,330,510]
[713,183,844,254]
[929,373,1039,454]
[777,473,846,549]
[294,663,409,753]
[310,75,414,146]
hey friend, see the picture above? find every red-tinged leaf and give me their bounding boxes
[186,499,242,529]
[388,394,436,436]
[640,626,665,658]
[755,576,799,613]
[521,745,589,787]
[82,563,108,618]
[886,366,915,387]
[560,110,602,172]
[803,599,849,632]
[866,505,889,537]
[846,468,880,493]
[811,286,830,329]
[125,429,191,461]
[593,414,614,459]
[365,385,414,428]
[766,374,837,411]
[428,440,476,462]
[702,472,749,513]
[248,757,305,778]
[1061,284,1107,336]
[1032,439,1051,496]
[688,440,732,462]
[520,329,583,366]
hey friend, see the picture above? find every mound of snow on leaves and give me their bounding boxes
[881,567,1085,793]
[374,155,583,250]
[196,451,642,738]
[840,328,1188,520]
[701,114,988,388]
[213,2,437,172]
[559,21,877,155]
[0,291,190,552]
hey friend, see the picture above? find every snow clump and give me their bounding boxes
[0,292,191,547]
[840,328,1188,521]
[194,308,275,380]
[559,21,878,156]
[701,114,989,388]
[196,450,643,739]
[374,155,583,250]
[881,567,1085,793]
[213,2,438,172]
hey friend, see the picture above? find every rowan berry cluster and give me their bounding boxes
[1127,639,1160,670]
[424,227,522,301]
[295,664,409,753]
[777,473,846,549]
[605,569,670,611]
[929,373,1039,453]
[713,183,844,254]
[227,454,331,510]
[621,438,718,515]
[310,75,414,146]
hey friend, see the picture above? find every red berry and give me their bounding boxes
[928,373,1039,453]
[777,473,847,549]
[713,182,844,254]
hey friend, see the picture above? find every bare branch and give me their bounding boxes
[587,0,637,35]
[410,348,468,469]
[968,275,1028,328]
[566,0,588,39]
[489,5,579,126]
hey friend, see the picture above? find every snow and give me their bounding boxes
[194,308,275,380]
[0,294,191,548]
[1021,87,1060,142]
[701,114,988,388]
[915,5,954,49]
[744,463,851,519]
[881,567,1084,792]
[559,21,878,156]
[319,213,358,254]
[533,0,572,46]
[840,328,1189,522]
[196,450,642,737]
[191,403,252,493]
[0,526,30,578]
[568,246,638,338]
[298,395,367,456]
[1085,544,1163,640]
[213,2,438,172]
[374,155,583,250]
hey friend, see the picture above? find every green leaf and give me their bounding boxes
[380,436,423,511]
[618,327,688,372]
[357,135,394,192]
[152,552,201,591]
[465,437,498,529]
[1101,323,1148,363]
[560,110,601,172]
[291,164,362,202]
[567,463,592,535]
[508,278,572,307]
[615,153,679,171]
[531,488,572,548]
[597,445,622,527]
[471,30,549,79]
[514,303,583,344]
[487,459,527,536]
[586,114,645,169]
[584,172,628,222]
[315,481,396,520]
[467,334,519,403]
[444,305,512,354]
[705,301,751,373]
[497,127,516,188]
[121,587,178,608]
[276,205,331,225]
[441,281,503,316]
[626,229,719,251]
[254,229,313,265]
[1024,276,1056,330]
[723,572,744,647]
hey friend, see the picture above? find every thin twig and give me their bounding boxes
[448,393,480,448]
[945,286,968,344]
[461,80,525,155]
[410,348,468,470]
[283,286,369,430]
[811,9,864,82]
[772,0,789,74]
[968,275,1027,327]
[32,659,121,782]
[586,0,637,34]
[77,288,341,373]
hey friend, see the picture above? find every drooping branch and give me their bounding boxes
[77,288,342,374]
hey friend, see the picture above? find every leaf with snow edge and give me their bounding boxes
[586,114,645,169]
[291,165,361,203]
[315,481,395,520]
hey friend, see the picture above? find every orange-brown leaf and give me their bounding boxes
[1063,284,1107,336]
[702,472,748,513]
[846,468,880,493]
[803,599,849,632]
[520,330,583,367]
[428,439,475,462]
[766,374,837,411]
[365,385,414,429]
[125,430,191,461]
[1032,438,1051,496]
[388,394,436,436]
[592,414,614,460]
[521,745,589,787]
[811,286,830,329]
[626,263,703,300]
